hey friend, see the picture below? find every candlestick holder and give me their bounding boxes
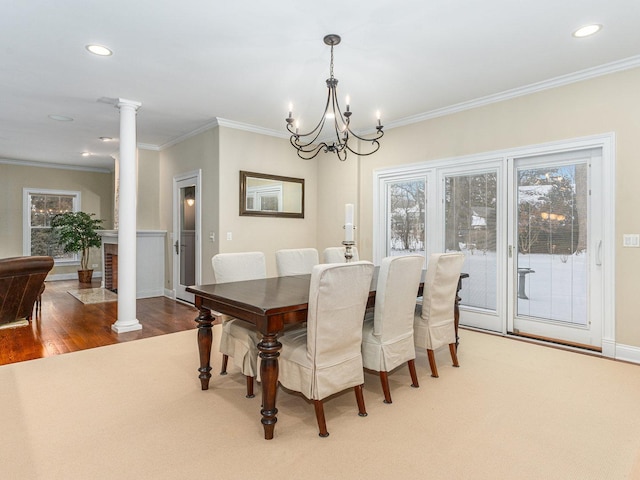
[342,240,356,263]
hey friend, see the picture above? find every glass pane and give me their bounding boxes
[516,164,587,325]
[445,172,498,311]
[30,195,46,227]
[387,179,426,257]
[179,186,196,286]
[29,193,76,260]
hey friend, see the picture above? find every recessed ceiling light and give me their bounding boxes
[573,24,602,38]
[48,114,74,122]
[81,152,92,157]
[86,44,113,56]
[99,136,114,142]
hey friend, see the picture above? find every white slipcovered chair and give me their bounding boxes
[278,261,374,437]
[322,246,359,263]
[212,252,266,398]
[414,252,465,378]
[361,254,424,403]
[275,248,319,276]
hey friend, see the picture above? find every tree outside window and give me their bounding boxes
[25,189,79,262]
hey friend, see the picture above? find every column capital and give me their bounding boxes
[117,98,142,110]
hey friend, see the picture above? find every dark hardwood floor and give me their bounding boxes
[0,279,199,366]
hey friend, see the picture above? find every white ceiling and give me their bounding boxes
[2,0,639,171]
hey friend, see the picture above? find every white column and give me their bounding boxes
[112,98,142,333]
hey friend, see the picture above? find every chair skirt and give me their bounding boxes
[361,317,416,372]
[219,319,261,377]
[279,329,365,401]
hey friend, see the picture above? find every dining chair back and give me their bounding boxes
[275,248,319,276]
[212,251,266,397]
[414,252,465,378]
[212,251,266,283]
[361,254,424,403]
[322,246,359,263]
[278,261,374,437]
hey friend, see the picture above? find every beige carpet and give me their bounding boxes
[2,327,640,480]
[67,288,118,304]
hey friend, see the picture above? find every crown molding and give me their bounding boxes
[137,143,161,151]
[0,157,112,173]
[385,55,640,130]
[214,118,288,139]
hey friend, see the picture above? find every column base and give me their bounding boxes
[111,321,143,333]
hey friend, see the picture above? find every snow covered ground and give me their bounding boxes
[392,248,588,326]
[460,250,587,326]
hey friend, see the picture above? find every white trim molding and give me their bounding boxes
[614,343,640,365]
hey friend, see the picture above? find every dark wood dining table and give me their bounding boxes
[187,269,468,440]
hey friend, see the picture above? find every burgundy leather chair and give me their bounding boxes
[0,256,54,326]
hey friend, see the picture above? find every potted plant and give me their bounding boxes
[50,211,104,284]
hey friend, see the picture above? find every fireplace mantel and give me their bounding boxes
[99,230,166,299]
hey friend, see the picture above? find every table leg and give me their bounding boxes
[195,304,214,390]
[258,332,281,440]
[454,278,462,349]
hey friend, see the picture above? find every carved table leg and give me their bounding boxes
[195,302,214,390]
[258,332,281,440]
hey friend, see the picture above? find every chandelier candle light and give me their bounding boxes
[343,203,356,262]
[286,34,384,161]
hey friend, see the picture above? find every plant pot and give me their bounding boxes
[78,269,94,284]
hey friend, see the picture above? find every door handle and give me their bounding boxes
[174,240,179,255]
[596,240,602,266]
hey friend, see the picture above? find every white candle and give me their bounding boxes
[344,204,354,242]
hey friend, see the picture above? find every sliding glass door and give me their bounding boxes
[508,149,602,348]
[375,136,612,352]
[442,165,504,332]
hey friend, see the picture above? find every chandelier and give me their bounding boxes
[285,34,384,161]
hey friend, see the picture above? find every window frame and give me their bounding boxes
[23,188,81,265]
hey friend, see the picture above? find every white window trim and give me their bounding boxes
[23,188,82,265]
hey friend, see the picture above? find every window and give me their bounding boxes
[23,188,81,264]
[387,177,427,257]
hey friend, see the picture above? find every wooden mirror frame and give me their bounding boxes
[239,171,305,218]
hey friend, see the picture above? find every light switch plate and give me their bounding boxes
[623,234,640,247]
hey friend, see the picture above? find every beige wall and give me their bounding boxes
[316,152,360,259]
[349,67,640,348]
[0,162,114,276]
[137,149,161,229]
[218,127,318,277]
[155,128,220,287]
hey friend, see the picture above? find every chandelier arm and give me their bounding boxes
[288,124,325,149]
[295,142,330,160]
[343,125,384,143]
[287,85,334,153]
[344,136,383,156]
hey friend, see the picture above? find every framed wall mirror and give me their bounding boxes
[239,171,305,218]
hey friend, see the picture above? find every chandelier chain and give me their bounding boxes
[329,45,334,80]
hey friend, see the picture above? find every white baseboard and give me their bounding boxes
[47,272,103,282]
[614,343,640,365]
[164,288,176,299]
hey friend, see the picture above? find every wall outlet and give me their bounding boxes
[91,263,98,268]
[226,232,232,241]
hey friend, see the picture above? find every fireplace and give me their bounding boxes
[103,243,118,292]
[99,230,166,299]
